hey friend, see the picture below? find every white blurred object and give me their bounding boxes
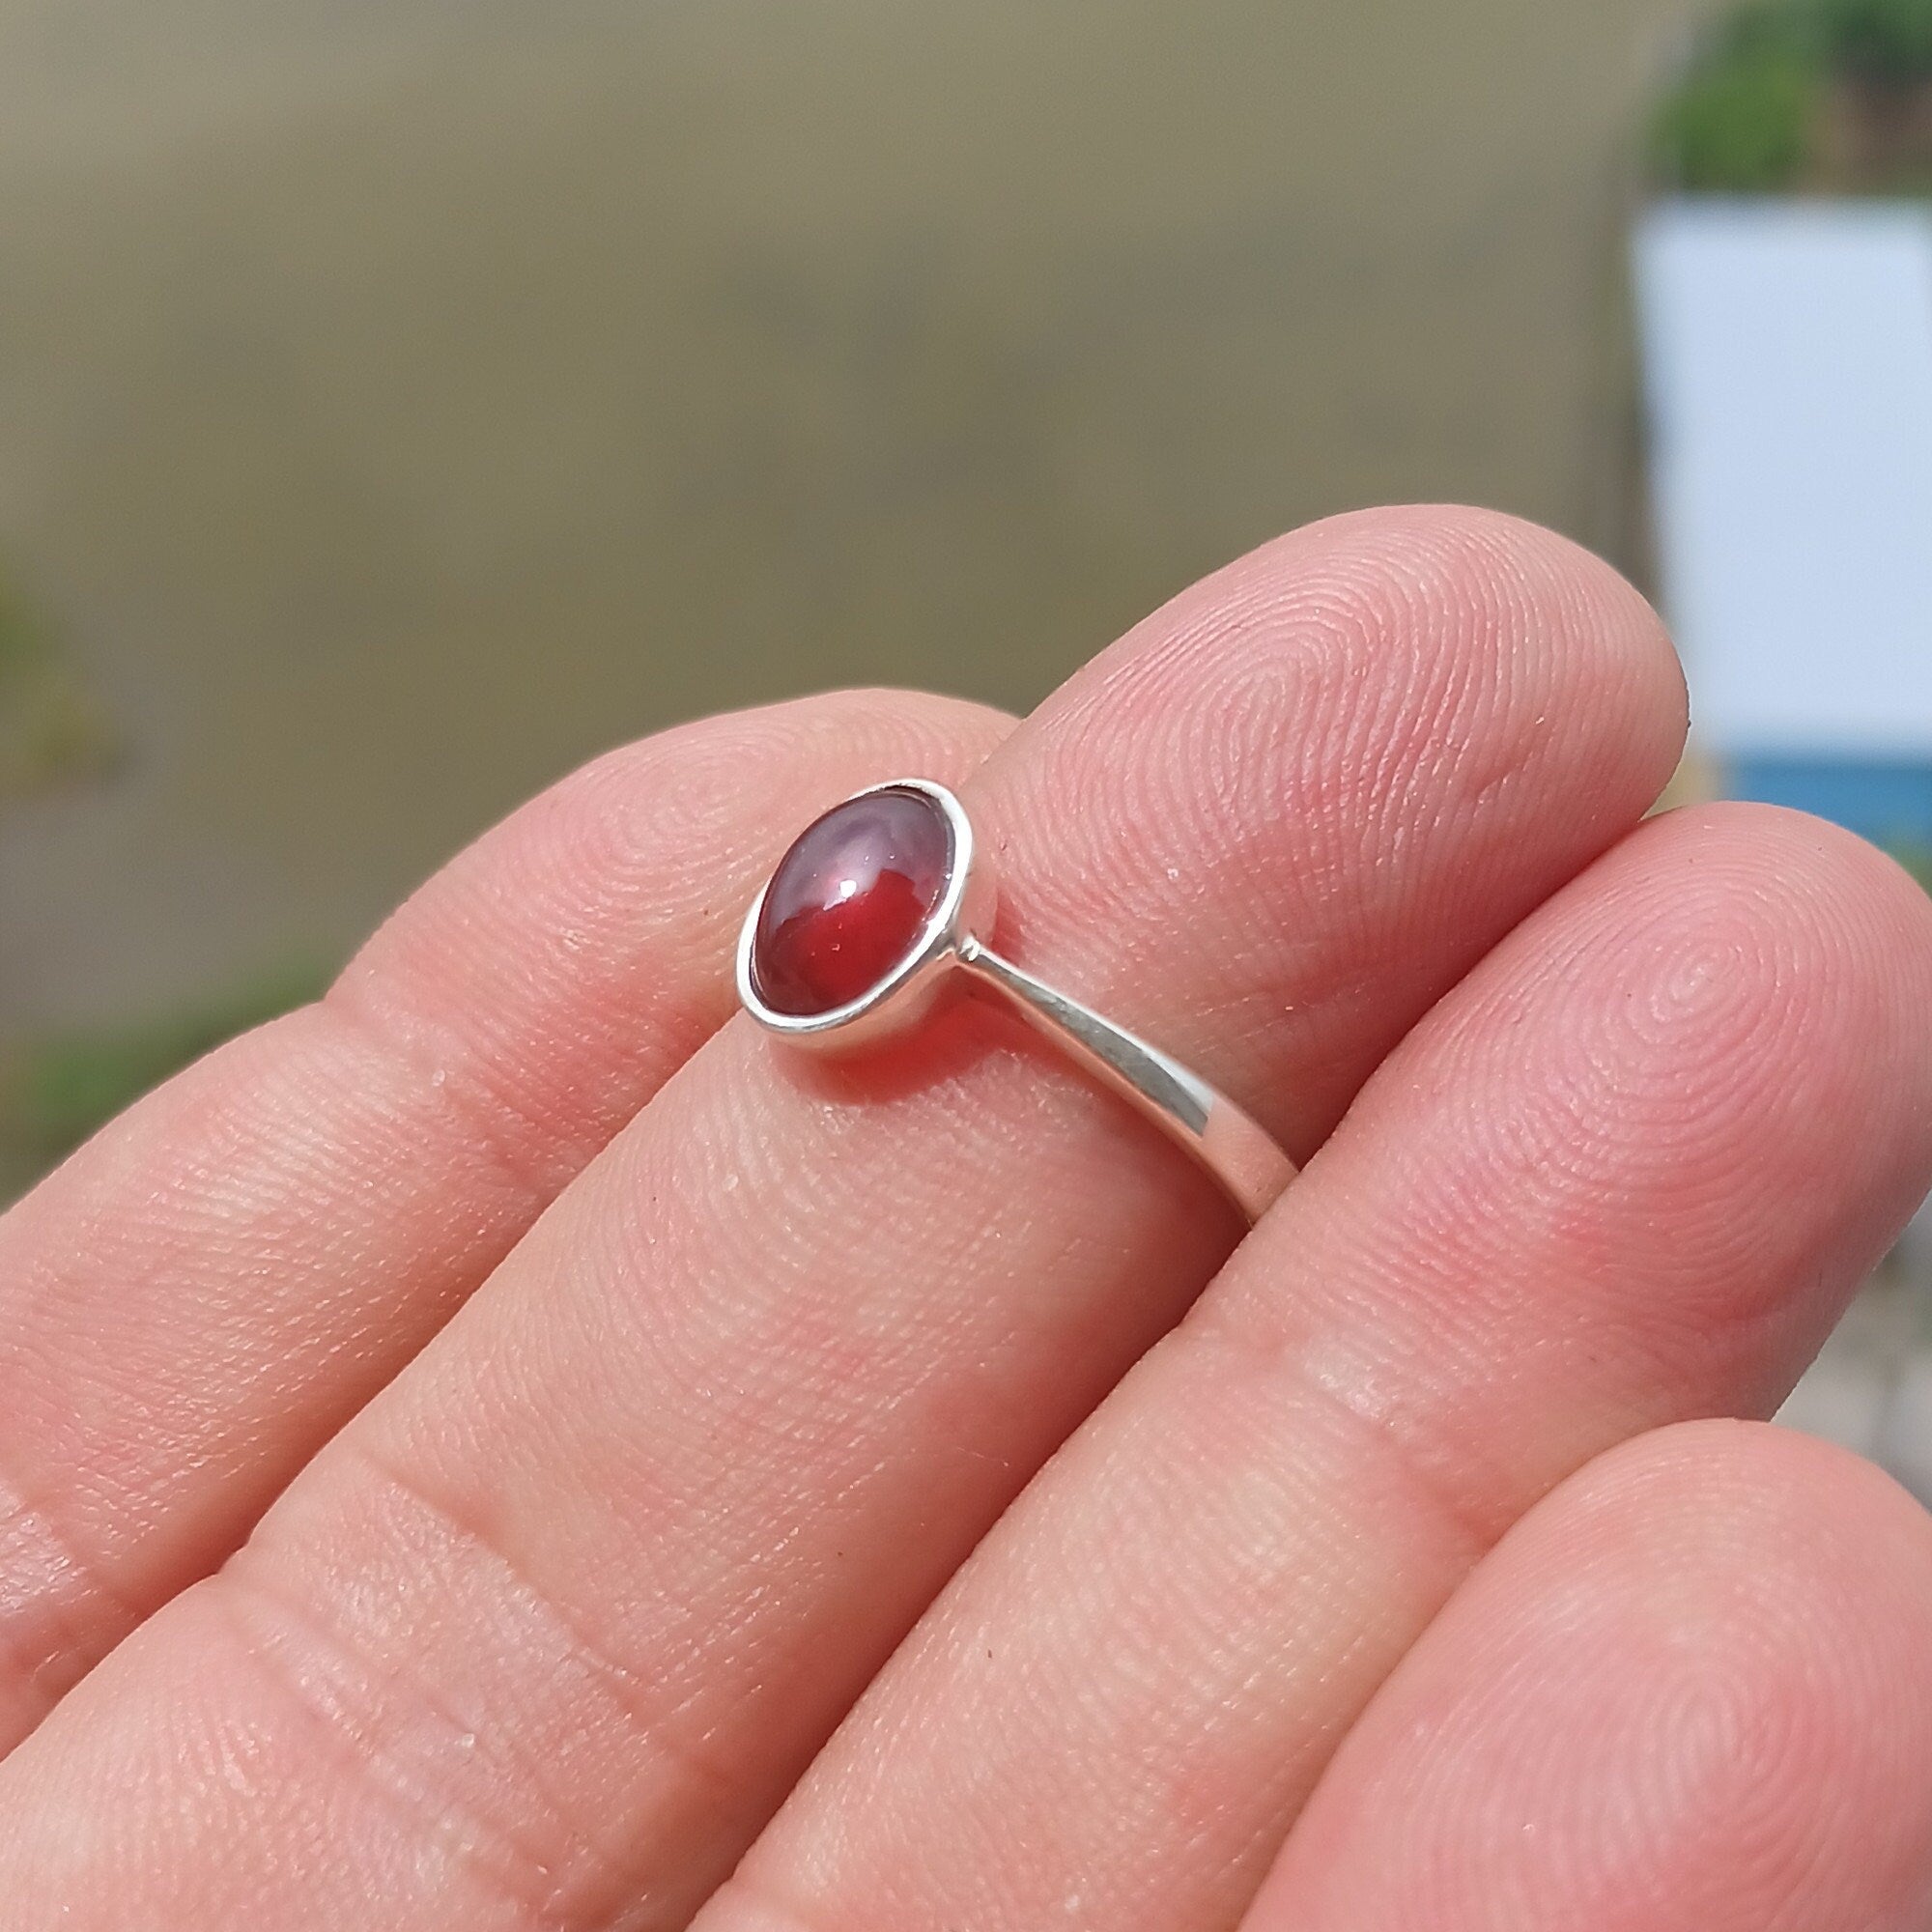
[1775,1208,1932,1493]
[1893,1188,1932,1284]
[1879,1352,1932,1501]
[1634,198,1932,760]
[1776,1329,1895,1465]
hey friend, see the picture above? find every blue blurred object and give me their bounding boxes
[1724,754,1932,845]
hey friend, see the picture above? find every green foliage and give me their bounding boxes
[1651,0,1932,190]
[0,961,327,1191]
[0,562,318,1202]
[1820,0,1932,81]
[1890,841,1932,896]
[1652,41,1819,190]
[1711,0,1828,61]
[0,569,116,799]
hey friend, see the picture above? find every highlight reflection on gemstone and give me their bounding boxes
[750,787,953,1016]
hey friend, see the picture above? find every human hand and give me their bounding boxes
[3,507,1931,1930]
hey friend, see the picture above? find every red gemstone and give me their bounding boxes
[752,787,954,1016]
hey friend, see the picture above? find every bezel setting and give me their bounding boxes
[736,778,996,1050]
[735,772,1295,1220]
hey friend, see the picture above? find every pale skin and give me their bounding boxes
[2,506,1932,1929]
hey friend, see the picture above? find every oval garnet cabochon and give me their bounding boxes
[751,786,954,1016]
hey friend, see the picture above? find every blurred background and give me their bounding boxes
[2,2,1929,1473]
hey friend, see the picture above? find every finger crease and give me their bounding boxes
[1177,1302,1509,1568]
[318,986,570,1215]
[254,1444,747,1927]
[0,1462,141,1721]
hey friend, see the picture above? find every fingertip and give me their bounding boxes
[1664,797,1932,981]
[1521,1414,1932,1671]
[1254,1417,1932,1932]
[1273,502,1689,739]
[983,506,1691,1150]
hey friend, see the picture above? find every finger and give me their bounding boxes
[0,688,1011,1747]
[0,508,1688,1928]
[1244,1420,1932,1932]
[701,804,1932,1932]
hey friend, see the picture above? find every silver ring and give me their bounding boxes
[736,778,1295,1223]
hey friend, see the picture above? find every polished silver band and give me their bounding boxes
[737,779,1296,1225]
[952,936,1293,1222]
